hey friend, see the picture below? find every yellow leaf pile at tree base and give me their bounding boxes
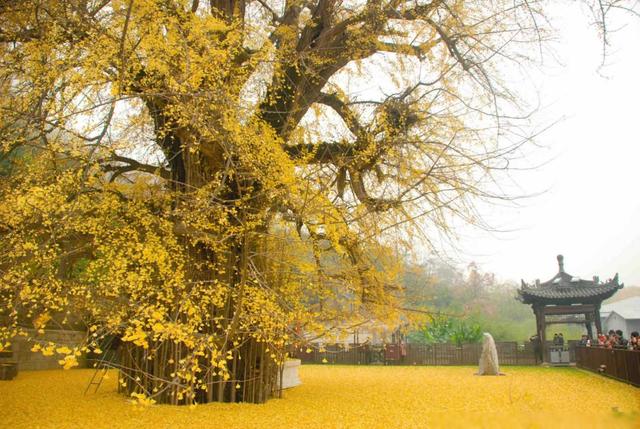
[0,366,638,428]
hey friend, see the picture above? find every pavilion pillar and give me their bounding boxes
[594,303,603,335]
[540,311,547,363]
[583,312,592,339]
[533,304,546,363]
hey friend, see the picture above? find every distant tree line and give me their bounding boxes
[402,260,583,342]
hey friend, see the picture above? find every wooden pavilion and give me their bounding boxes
[518,255,623,362]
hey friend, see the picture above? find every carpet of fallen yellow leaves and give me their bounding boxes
[0,365,638,428]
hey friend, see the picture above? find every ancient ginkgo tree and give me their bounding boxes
[0,0,626,404]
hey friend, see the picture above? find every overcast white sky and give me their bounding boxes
[454,2,640,286]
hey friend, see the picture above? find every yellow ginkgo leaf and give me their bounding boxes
[58,355,79,370]
[56,346,72,355]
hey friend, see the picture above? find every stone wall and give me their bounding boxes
[13,329,88,370]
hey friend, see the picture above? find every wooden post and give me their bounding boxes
[536,306,547,363]
[533,305,543,363]
[585,312,594,339]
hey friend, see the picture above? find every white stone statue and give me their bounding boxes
[477,333,503,375]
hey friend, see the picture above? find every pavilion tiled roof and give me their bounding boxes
[518,255,623,305]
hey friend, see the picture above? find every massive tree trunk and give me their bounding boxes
[117,166,281,403]
[118,236,279,405]
[117,85,283,403]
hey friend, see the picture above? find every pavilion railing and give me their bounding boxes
[575,346,640,387]
[292,342,537,366]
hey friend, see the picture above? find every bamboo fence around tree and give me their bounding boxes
[115,337,281,405]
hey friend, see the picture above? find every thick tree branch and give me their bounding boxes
[284,141,356,164]
[348,170,400,211]
[0,28,41,43]
[317,92,365,136]
[386,1,444,21]
[102,155,171,181]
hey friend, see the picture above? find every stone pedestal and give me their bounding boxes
[278,358,302,389]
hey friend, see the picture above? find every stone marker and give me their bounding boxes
[277,358,302,389]
[477,333,502,376]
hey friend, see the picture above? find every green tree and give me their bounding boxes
[409,315,482,346]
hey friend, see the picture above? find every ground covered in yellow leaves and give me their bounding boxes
[1,365,638,428]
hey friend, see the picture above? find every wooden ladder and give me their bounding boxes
[84,335,119,394]
[85,362,111,394]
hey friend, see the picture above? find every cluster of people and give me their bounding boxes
[579,330,640,350]
[552,333,565,347]
[632,332,640,350]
